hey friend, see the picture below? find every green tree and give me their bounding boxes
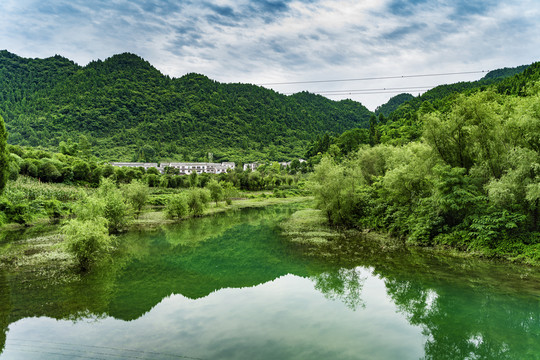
[165,193,188,219]
[0,115,8,194]
[207,179,223,205]
[98,178,130,233]
[63,217,112,271]
[122,179,149,218]
[369,114,379,146]
[187,188,210,216]
[72,160,91,181]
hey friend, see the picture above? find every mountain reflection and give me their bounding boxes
[1,205,540,359]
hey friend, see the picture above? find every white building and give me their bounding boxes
[243,162,260,171]
[110,162,158,171]
[159,162,235,175]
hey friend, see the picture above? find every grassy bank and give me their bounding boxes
[0,195,312,273]
[280,208,540,266]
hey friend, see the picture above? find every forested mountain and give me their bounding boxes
[374,63,534,144]
[0,51,373,162]
[374,93,414,117]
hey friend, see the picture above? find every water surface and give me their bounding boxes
[1,206,539,359]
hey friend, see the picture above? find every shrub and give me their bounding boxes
[122,179,149,218]
[207,179,223,205]
[187,188,210,216]
[63,218,112,271]
[165,193,188,219]
[98,178,130,233]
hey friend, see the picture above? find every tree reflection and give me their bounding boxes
[312,267,366,310]
[383,273,540,359]
[0,272,11,353]
[303,234,540,359]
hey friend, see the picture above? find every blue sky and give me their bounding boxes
[1,0,539,110]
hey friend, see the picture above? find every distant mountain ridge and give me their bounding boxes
[0,50,533,161]
[0,51,372,161]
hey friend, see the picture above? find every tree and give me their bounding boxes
[207,179,223,205]
[187,188,210,216]
[98,178,130,233]
[63,217,112,271]
[0,115,8,194]
[165,193,188,219]
[369,114,379,146]
[72,160,91,181]
[122,179,149,218]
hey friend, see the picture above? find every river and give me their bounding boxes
[1,205,539,359]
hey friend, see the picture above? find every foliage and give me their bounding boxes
[165,193,188,219]
[0,115,7,194]
[97,178,130,233]
[186,188,211,216]
[63,217,112,271]
[309,75,540,261]
[207,179,223,205]
[121,179,149,217]
[0,51,372,162]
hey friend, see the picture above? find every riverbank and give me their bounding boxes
[280,208,540,266]
[0,196,312,274]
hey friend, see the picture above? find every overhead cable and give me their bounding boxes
[257,70,488,86]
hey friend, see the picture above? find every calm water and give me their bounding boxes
[1,205,540,359]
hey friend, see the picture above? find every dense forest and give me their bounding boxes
[309,62,540,263]
[0,51,529,163]
[0,51,373,162]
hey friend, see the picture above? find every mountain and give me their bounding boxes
[372,63,537,144]
[0,51,373,162]
[374,93,414,117]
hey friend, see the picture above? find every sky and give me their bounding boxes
[1,0,539,110]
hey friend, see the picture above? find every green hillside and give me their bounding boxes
[0,51,373,162]
[308,60,540,263]
[375,63,534,144]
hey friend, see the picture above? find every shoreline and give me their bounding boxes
[280,208,540,267]
[0,196,312,273]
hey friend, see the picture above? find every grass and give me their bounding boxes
[280,208,343,244]
[5,176,90,202]
[131,196,313,229]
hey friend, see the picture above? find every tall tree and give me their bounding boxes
[0,115,8,194]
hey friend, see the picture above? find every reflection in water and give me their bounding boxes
[0,205,539,359]
[312,268,366,311]
[0,273,10,354]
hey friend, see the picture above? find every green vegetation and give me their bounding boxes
[0,51,372,162]
[309,64,540,264]
[0,143,308,269]
[165,193,188,220]
[63,217,112,271]
[0,115,7,194]
[1,48,538,265]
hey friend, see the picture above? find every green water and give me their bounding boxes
[1,206,539,359]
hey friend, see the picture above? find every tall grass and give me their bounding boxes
[3,176,89,202]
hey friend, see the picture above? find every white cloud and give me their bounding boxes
[1,0,539,110]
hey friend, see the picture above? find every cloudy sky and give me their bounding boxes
[1,0,539,110]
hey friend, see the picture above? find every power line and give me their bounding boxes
[257,70,488,86]
[283,85,434,95]
[323,89,432,96]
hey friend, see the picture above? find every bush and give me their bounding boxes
[0,197,31,225]
[207,179,223,205]
[187,188,210,216]
[122,179,149,218]
[98,178,130,233]
[63,218,112,271]
[165,193,188,219]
